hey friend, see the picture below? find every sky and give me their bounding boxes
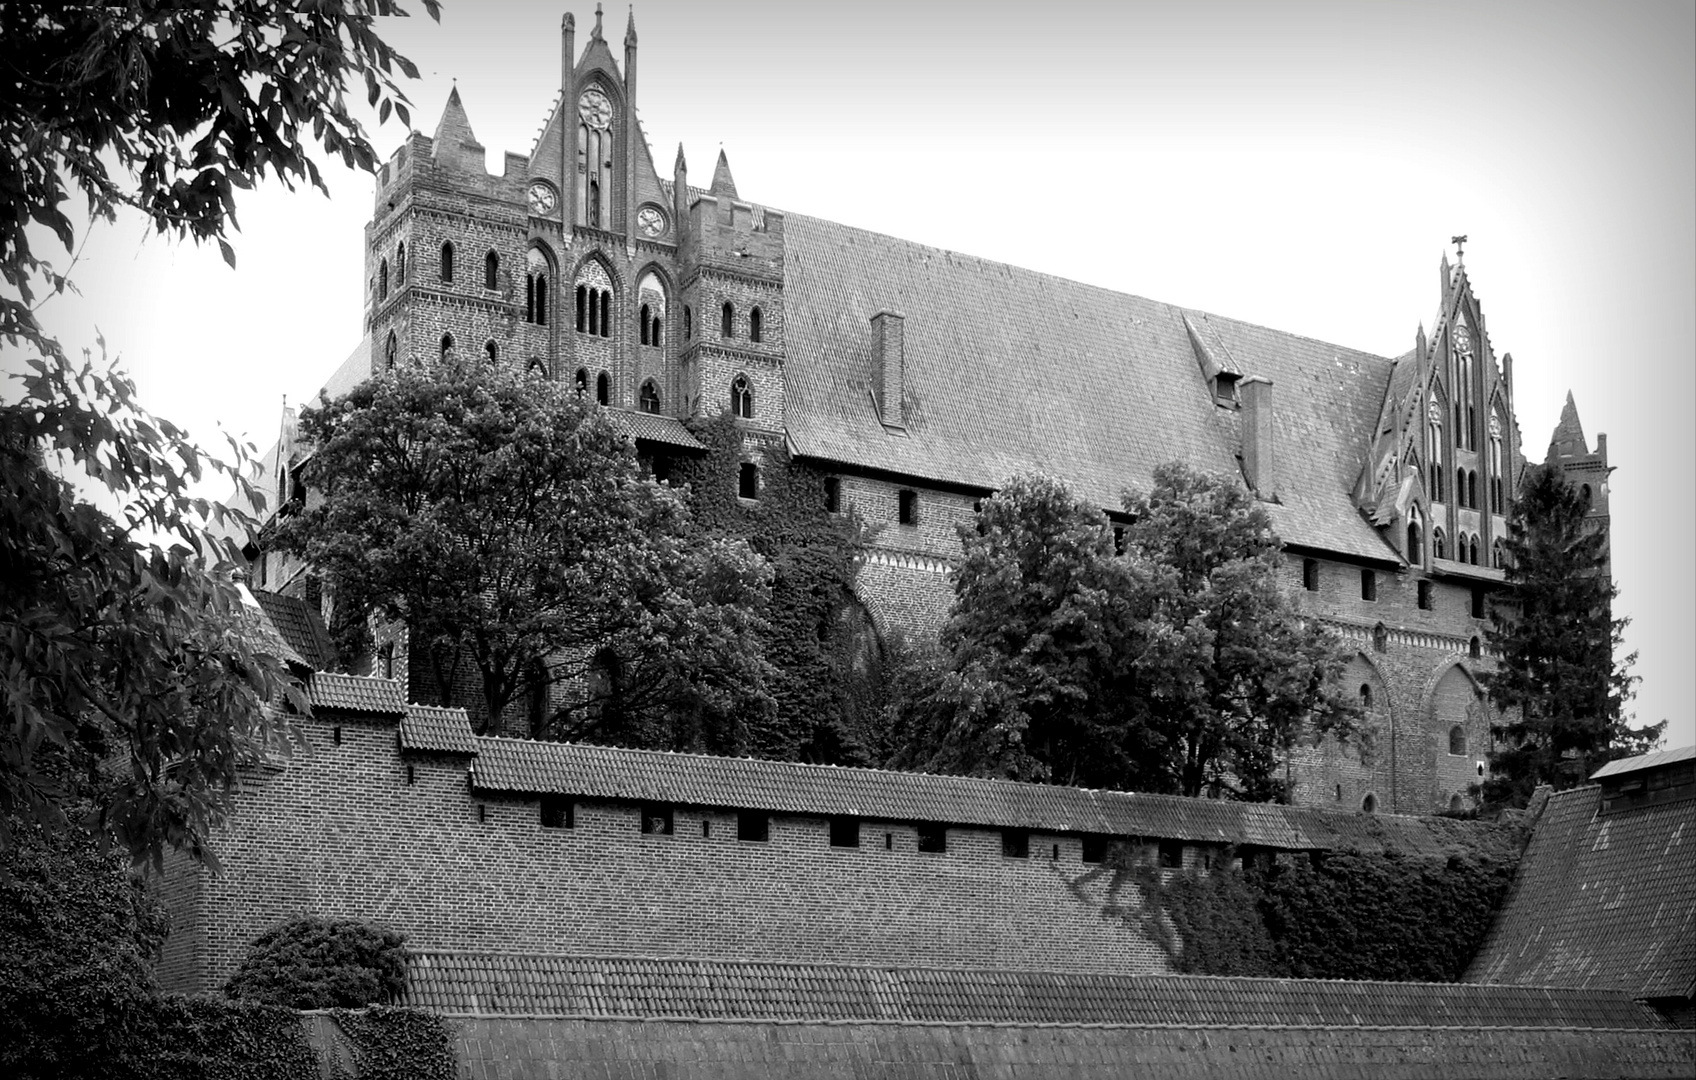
[19,0,1695,748]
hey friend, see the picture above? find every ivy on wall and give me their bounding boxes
[674,413,892,763]
[328,1006,457,1080]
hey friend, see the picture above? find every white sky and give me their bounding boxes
[19,0,1694,748]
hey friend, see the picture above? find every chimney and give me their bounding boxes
[871,310,905,428]
[1239,375,1275,499]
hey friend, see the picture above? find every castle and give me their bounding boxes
[254,6,1610,817]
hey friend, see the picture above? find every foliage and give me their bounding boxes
[137,997,320,1080]
[0,0,437,866]
[0,817,168,1079]
[272,361,774,740]
[889,465,1356,798]
[329,1006,457,1080]
[676,414,888,762]
[1482,464,1659,805]
[1124,851,1278,976]
[224,915,408,1009]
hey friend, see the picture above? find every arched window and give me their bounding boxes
[684,305,692,339]
[1580,483,1592,508]
[574,368,589,397]
[750,306,763,343]
[1433,527,1447,561]
[525,248,550,325]
[1467,469,1478,510]
[384,331,398,369]
[1449,724,1466,756]
[576,285,587,332]
[1455,466,1468,508]
[1488,414,1504,512]
[595,371,610,406]
[1492,538,1505,569]
[395,241,406,283]
[528,357,547,377]
[1427,401,1444,501]
[588,289,599,335]
[1405,505,1423,564]
[588,179,601,227]
[637,271,666,350]
[721,301,734,339]
[1372,623,1388,653]
[440,332,454,359]
[639,304,651,346]
[639,380,661,414]
[1359,683,1372,708]
[440,241,454,283]
[378,258,389,300]
[1468,534,1479,565]
[731,374,753,419]
[1361,792,1378,814]
[484,250,499,290]
[1469,635,1482,659]
[485,340,499,363]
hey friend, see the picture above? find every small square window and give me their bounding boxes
[1418,580,1433,610]
[640,804,673,835]
[916,823,947,854]
[738,810,769,842]
[823,477,841,514]
[1158,840,1184,869]
[829,816,859,848]
[738,462,759,500]
[540,796,573,829]
[1001,830,1029,859]
[1080,835,1107,864]
[897,489,918,525]
[1360,568,1376,602]
[1302,558,1320,592]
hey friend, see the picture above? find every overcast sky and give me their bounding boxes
[20,0,1694,748]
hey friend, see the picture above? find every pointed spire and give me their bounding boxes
[625,5,637,46]
[592,2,604,40]
[1416,321,1427,360]
[1546,391,1591,463]
[674,143,687,173]
[432,85,480,154]
[710,148,737,199]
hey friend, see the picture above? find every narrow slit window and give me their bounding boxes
[440,241,454,282]
[484,250,499,290]
[1360,568,1376,602]
[639,380,661,414]
[440,333,454,359]
[1471,587,1485,620]
[1302,558,1320,592]
[1418,580,1433,610]
[721,301,734,338]
[749,306,763,343]
[897,489,918,526]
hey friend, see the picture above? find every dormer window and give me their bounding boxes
[1213,371,1239,405]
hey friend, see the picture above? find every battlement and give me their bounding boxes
[683,194,784,280]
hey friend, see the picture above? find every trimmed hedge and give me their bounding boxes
[225,915,408,1008]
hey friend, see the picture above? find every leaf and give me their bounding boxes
[217,238,236,269]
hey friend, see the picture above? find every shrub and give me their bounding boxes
[224,916,407,1008]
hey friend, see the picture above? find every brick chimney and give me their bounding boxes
[1239,375,1275,500]
[872,310,905,428]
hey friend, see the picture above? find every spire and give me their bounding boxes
[625,5,637,46]
[432,85,481,158]
[674,143,687,174]
[710,148,738,199]
[1545,391,1591,463]
[592,2,604,40]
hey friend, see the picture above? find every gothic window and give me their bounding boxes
[576,285,587,332]
[1470,633,1482,657]
[485,340,499,362]
[525,248,550,325]
[574,367,589,397]
[1469,534,1480,565]
[575,87,615,229]
[1405,505,1423,564]
[378,258,389,300]
[639,304,651,345]
[721,301,734,339]
[484,250,499,290]
[528,357,547,377]
[395,241,406,283]
[1361,792,1378,814]
[1467,469,1478,510]
[1373,623,1388,653]
[1456,466,1468,508]
[684,305,692,339]
[750,306,763,343]
[588,180,601,227]
[384,331,398,369]
[1428,404,1444,500]
[738,462,759,500]
[1359,684,1372,708]
[731,374,753,419]
[637,272,665,349]
[1449,725,1466,756]
[440,333,454,359]
[1492,538,1505,569]
[1433,527,1447,560]
[639,380,661,414]
[440,241,454,282]
[1488,415,1504,512]
[595,371,610,406]
[599,291,610,338]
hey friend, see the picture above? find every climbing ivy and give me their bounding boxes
[329,1006,457,1080]
[674,413,891,763]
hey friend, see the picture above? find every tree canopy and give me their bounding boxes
[0,1,437,865]
[886,464,1356,799]
[1482,463,1659,804]
[271,360,775,745]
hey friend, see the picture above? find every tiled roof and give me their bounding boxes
[468,738,1519,857]
[238,595,307,669]
[779,215,1396,562]
[605,407,705,450]
[1466,783,1696,999]
[1590,744,1696,780]
[251,589,335,670]
[401,952,1668,1028]
[399,704,478,755]
[305,672,407,716]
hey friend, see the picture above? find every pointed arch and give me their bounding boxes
[528,357,548,378]
[384,330,398,370]
[525,244,554,326]
[378,258,389,300]
[731,373,753,419]
[440,240,454,282]
[440,332,454,360]
[485,339,499,363]
[1405,503,1423,565]
[484,250,499,290]
[595,371,610,406]
[574,367,589,397]
[394,240,406,284]
[749,305,763,343]
[1433,526,1447,561]
[639,379,661,414]
[721,301,735,339]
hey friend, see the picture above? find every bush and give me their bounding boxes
[224,916,408,1008]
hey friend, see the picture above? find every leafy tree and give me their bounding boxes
[888,465,1355,798]
[1482,464,1659,805]
[271,359,774,742]
[1119,462,1357,799]
[224,916,407,1009]
[0,0,438,866]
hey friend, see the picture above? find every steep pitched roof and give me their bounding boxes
[432,86,482,158]
[306,672,407,716]
[778,215,1396,562]
[1545,390,1591,462]
[399,704,478,755]
[709,149,737,199]
[251,589,335,670]
[1466,783,1696,999]
[467,737,1519,858]
[401,952,1667,1028]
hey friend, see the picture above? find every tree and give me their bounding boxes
[1119,462,1357,799]
[887,465,1356,799]
[224,916,407,1009]
[0,1,438,865]
[270,359,774,744]
[1482,464,1659,805]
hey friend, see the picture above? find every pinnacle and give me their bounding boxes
[709,147,737,199]
[626,5,638,45]
[1545,391,1591,463]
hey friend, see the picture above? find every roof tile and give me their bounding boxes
[399,704,478,755]
[306,672,406,716]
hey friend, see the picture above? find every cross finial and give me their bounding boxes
[1451,234,1468,261]
[594,3,603,38]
